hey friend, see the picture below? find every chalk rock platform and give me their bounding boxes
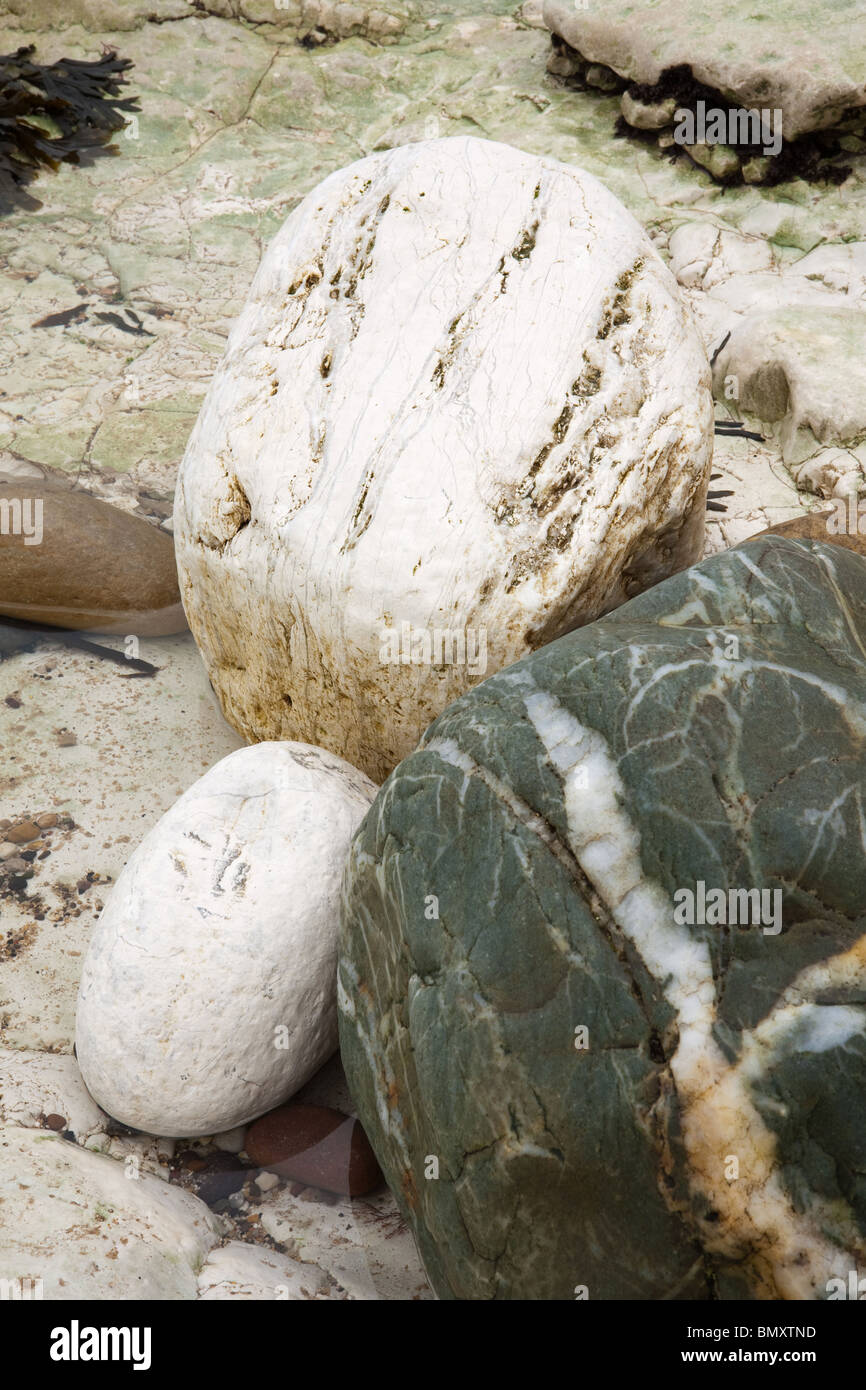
[175,135,712,782]
[76,742,376,1137]
[711,307,866,465]
[544,0,866,141]
[0,1125,221,1300]
[339,535,866,1300]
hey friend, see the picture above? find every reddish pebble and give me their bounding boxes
[43,1114,66,1131]
[245,1104,383,1197]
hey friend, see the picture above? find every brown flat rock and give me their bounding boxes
[0,480,187,635]
[744,509,866,557]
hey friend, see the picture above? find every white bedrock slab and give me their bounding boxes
[0,1126,221,1301]
[196,1242,342,1300]
[174,135,713,782]
[75,742,376,1138]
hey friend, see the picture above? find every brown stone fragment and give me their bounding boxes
[745,510,866,557]
[0,478,188,635]
[245,1104,383,1197]
[4,821,40,844]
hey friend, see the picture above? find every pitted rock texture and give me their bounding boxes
[543,0,866,142]
[339,535,866,1300]
[75,741,376,1137]
[175,135,713,782]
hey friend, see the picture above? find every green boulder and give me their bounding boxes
[339,536,866,1300]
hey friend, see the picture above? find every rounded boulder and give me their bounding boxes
[174,136,712,782]
[339,536,866,1300]
[76,742,376,1137]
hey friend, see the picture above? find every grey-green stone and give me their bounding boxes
[338,537,866,1300]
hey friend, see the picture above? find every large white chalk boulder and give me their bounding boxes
[175,136,712,782]
[75,742,376,1138]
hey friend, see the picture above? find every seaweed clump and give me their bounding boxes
[0,45,138,212]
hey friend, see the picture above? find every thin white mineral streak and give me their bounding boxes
[514,674,865,1299]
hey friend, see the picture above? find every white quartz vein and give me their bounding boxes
[513,671,865,1299]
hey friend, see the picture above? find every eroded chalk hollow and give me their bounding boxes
[174,136,712,783]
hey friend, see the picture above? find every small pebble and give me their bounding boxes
[35,813,59,828]
[4,821,40,844]
[43,1114,67,1131]
[213,1125,247,1155]
[177,1149,207,1172]
[253,1170,280,1194]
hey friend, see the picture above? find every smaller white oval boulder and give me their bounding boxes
[75,742,376,1138]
